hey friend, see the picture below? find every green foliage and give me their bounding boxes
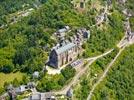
[37,74,63,92]
[130,17,134,32]
[74,48,119,99]
[12,78,19,87]
[0,0,93,74]
[126,0,134,15]
[0,88,5,95]
[80,79,90,99]
[93,45,134,100]
[37,66,76,92]
[0,0,42,25]
[58,75,66,86]
[61,66,76,80]
[21,75,29,85]
[85,10,124,57]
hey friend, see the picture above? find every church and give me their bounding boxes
[48,28,90,68]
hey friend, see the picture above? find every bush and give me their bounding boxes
[61,66,76,80]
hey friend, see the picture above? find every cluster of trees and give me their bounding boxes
[37,66,76,92]
[74,48,119,100]
[75,78,90,100]
[0,0,94,74]
[0,0,127,94]
[4,75,29,88]
[130,17,134,32]
[126,0,134,15]
[1,0,124,74]
[0,0,43,26]
[0,74,29,95]
[83,9,125,57]
[0,0,95,93]
[92,45,134,100]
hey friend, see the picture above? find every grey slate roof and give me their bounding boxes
[33,71,39,78]
[54,43,76,54]
[58,28,67,33]
[29,94,41,100]
[15,85,26,94]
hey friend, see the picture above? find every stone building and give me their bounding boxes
[54,26,70,38]
[48,28,90,68]
[29,92,55,100]
[49,42,80,68]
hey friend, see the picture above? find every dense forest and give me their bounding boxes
[92,45,134,100]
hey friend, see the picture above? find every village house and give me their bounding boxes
[54,26,70,38]
[29,92,55,100]
[96,8,108,25]
[118,0,126,4]
[122,9,132,17]
[7,82,36,99]
[48,28,90,68]
[32,71,39,78]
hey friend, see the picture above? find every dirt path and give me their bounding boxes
[87,46,126,100]
[54,49,113,95]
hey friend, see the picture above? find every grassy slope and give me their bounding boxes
[0,72,25,88]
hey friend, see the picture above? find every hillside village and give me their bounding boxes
[48,27,90,68]
[0,0,134,100]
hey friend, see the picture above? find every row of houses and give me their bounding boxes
[28,88,73,100]
[48,27,90,68]
[124,17,134,41]
[7,82,35,100]
[29,92,55,100]
[54,26,70,38]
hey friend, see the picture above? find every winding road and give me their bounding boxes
[54,49,113,95]
[87,46,126,100]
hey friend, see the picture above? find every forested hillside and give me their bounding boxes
[0,0,125,74]
[0,0,90,74]
[0,0,44,25]
[73,48,119,100]
[0,0,126,94]
[92,45,134,100]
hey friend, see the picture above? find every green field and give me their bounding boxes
[0,72,25,88]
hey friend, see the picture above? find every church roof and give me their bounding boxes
[54,43,76,55]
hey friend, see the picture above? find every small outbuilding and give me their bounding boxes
[33,71,39,78]
[15,85,27,94]
[66,88,73,98]
[29,93,41,100]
